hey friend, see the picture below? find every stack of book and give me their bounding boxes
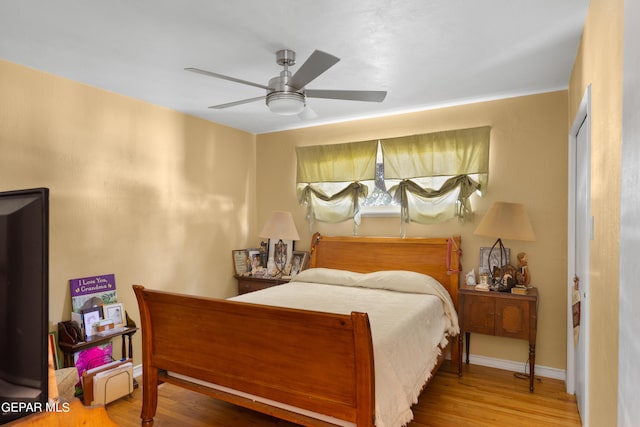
[511,286,529,295]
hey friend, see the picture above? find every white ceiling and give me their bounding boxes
[0,1,589,135]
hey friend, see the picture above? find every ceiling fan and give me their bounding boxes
[185,49,387,116]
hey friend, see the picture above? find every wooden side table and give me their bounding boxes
[235,274,290,294]
[457,285,538,391]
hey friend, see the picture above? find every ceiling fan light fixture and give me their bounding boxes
[266,92,305,115]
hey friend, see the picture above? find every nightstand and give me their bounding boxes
[457,285,538,391]
[235,274,290,294]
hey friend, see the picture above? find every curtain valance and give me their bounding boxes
[381,126,490,190]
[296,140,378,183]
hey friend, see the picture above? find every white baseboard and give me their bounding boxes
[463,353,566,381]
[133,363,143,379]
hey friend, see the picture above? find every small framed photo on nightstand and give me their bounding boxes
[479,273,489,285]
[81,306,101,337]
[232,249,249,275]
[290,251,309,276]
[479,246,510,275]
[247,248,262,271]
[102,303,125,328]
[269,239,293,269]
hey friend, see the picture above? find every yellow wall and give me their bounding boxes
[0,60,257,366]
[568,0,623,425]
[257,91,569,370]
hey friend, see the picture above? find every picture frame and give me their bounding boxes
[479,246,510,275]
[290,250,309,277]
[232,249,249,275]
[102,303,125,328]
[259,240,269,268]
[81,306,102,337]
[246,247,262,272]
[268,239,293,270]
[479,273,489,286]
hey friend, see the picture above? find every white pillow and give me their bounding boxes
[291,267,364,287]
[291,267,443,295]
[357,269,445,294]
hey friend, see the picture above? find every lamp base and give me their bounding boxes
[487,238,517,292]
[488,238,506,281]
[273,239,290,276]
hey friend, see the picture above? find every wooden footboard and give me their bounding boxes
[133,285,375,427]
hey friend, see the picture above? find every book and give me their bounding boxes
[69,274,117,313]
[511,286,529,295]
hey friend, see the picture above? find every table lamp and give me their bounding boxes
[474,202,535,286]
[259,211,300,276]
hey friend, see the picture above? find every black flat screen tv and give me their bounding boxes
[0,188,49,424]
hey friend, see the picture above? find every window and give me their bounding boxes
[296,126,490,235]
[361,143,398,215]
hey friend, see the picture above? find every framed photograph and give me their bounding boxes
[259,240,269,268]
[246,247,262,272]
[81,306,102,337]
[479,273,489,286]
[269,239,293,270]
[232,249,249,275]
[479,246,510,275]
[102,303,125,328]
[290,251,309,277]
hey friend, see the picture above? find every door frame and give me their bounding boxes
[567,84,591,423]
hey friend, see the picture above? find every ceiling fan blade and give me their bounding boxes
[297,105,319,121]
[185,67,272,91]
[288,50,340,90]
[306,89,387,102]
[208,96,265,109]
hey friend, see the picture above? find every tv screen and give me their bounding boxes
[0,188,49,424]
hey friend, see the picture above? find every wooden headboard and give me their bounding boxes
[309,233,461,309]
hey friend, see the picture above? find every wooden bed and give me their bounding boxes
[133,233,461,427]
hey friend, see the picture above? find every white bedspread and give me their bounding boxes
[230,268,459,427]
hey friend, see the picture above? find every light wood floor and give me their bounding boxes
[106,362,581,427]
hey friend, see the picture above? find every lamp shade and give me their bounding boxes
[474,202,536,241]
[266,92,305,115]
[259,211,300,241]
